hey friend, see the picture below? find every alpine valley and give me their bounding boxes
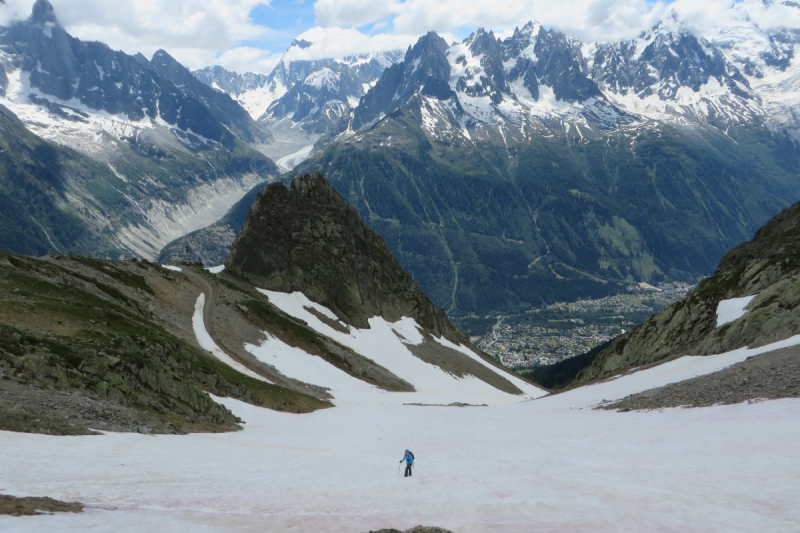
[2,1,800,532]
[167,0,800,323]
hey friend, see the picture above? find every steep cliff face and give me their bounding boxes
[577,200,800,384]
[225,172,468,345]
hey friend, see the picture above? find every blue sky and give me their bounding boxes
[247,1,316,51]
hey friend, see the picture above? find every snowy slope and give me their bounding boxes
[194,49,403,170]
[253,290,543,405]
[2,324,799,532]
[332,5,800,148]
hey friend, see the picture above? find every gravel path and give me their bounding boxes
[603,344,800,411]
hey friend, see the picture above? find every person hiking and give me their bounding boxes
[400,449,414,477]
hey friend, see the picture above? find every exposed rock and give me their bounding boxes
[226,172,468,345]
[0,494,82,516]
[366,528,454,533]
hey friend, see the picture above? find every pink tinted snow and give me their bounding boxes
[2,300,799,533]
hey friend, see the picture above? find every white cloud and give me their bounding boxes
[314,0,800,45]
[3,0,800,78]
[0,0,278,72]
[216,46,283,74]
[284,26,419,61]
[314,0,668,42]
[314,0,400,28]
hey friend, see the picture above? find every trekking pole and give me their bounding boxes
[398,462,401,476]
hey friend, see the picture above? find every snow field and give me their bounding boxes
[162,265,182,272]
[4,296,800,532]
[245,334,379,404]
[2,343,799,532]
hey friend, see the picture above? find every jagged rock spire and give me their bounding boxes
[30,0,58,25]
[225,172,469,345]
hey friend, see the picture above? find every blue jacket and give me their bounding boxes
[400,451,414,465]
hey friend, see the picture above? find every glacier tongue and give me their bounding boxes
[0,66,275,260]
[115,172,268,260]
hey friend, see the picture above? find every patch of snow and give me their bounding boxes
[162,265,182,272]
[304,68,340,91]
[716,295,757,327]
[245,335,379,404]
[205,265,225,274]
[237,80,287,120]
[106,163,127,183]
[192,294,272,383]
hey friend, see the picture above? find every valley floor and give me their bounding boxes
[1,334,799,532]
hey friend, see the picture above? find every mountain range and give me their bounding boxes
[0,0,277,260]
[2,0,800,322]
[170,0,800,319]
[194,46,402,170]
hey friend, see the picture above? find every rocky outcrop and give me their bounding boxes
[225,172,469,345]
[577,200,800,384]
[0,495,83,516]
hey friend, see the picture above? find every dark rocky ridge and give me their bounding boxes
[225,172,468,345]
[353,32,459,130]
[577,199,800,384]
